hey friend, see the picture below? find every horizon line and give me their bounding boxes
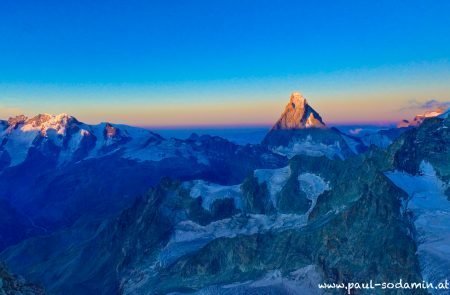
[138,121,398,129]
[0,113,399,128]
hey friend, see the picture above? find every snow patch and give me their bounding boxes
[124,138,210,165]
[2,127,39,166]
[160,213,310,267]
[185,180,243,211]
[58,128,90,164]
[298,173,330,214]
[159,172,330,266]
[254,166,291,207]
[165,265,329,295]
[272,136,344,160]
[21,113,70,136]
[385,161,450,291]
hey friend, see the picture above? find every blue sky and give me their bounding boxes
[1,0,449,126]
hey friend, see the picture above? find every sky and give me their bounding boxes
[0,0,449,126]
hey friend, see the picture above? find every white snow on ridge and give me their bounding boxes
[185,180,243,211]
[298,173,330,215]
[2,127,39,166]
[159,172,329,267]
[87,123,108,156]
[58,129,91,164]
[123,138,210,165]
[385,161,450,292]
[106,124,210,164]
[254,166,291,207]
[21,113,70,136]
[87,123,202,164]
[159,213,310,267]
[246,265,327,294]
[272,136,344,160]
[161,265,329,295]
[0,115,213,167]
[84,122,159,157]
[124,170,331,294]
[0,114,76,166]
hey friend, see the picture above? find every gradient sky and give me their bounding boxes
[1,0,449,126]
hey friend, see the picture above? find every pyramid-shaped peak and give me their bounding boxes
[271,92,326,130]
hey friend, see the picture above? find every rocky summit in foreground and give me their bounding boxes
[0,93,449,295]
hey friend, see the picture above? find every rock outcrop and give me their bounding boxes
[271,92,326,130]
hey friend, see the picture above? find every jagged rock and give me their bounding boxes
[0,263,44,295]
[263,93,364,159]
[271,92,326,130]
[1,100,449,295]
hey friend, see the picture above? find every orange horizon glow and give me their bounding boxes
[1,62,449,127]
[1,96,444,128]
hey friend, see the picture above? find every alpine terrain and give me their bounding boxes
[0,93,449,295]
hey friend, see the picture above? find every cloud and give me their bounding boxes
[401,99,450,111]
[349,128,363,135]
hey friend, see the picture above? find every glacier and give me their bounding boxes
[158,171,329,268]
[254,166,291,207]
[385,161,450,294]
[271,135,344,160]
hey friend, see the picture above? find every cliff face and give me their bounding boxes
[263,93,365,159]
[271,92,326,130]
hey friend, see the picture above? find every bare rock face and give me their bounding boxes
[271,92,326,130]
[6,115,28,131]
[25,114,53,128]
[104,123,119,138]
[262,92,361,159]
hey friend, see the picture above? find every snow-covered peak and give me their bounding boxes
[397,108,446,127]
[21,113,78,136]
[6,115,28,131]
[0,112,186,168]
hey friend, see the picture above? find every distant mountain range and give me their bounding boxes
[0,112,287,250]
[397,107,447,128]
[0,93,448,295]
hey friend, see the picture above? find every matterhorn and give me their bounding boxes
[271,92,326,130]
[263,92,365,159]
